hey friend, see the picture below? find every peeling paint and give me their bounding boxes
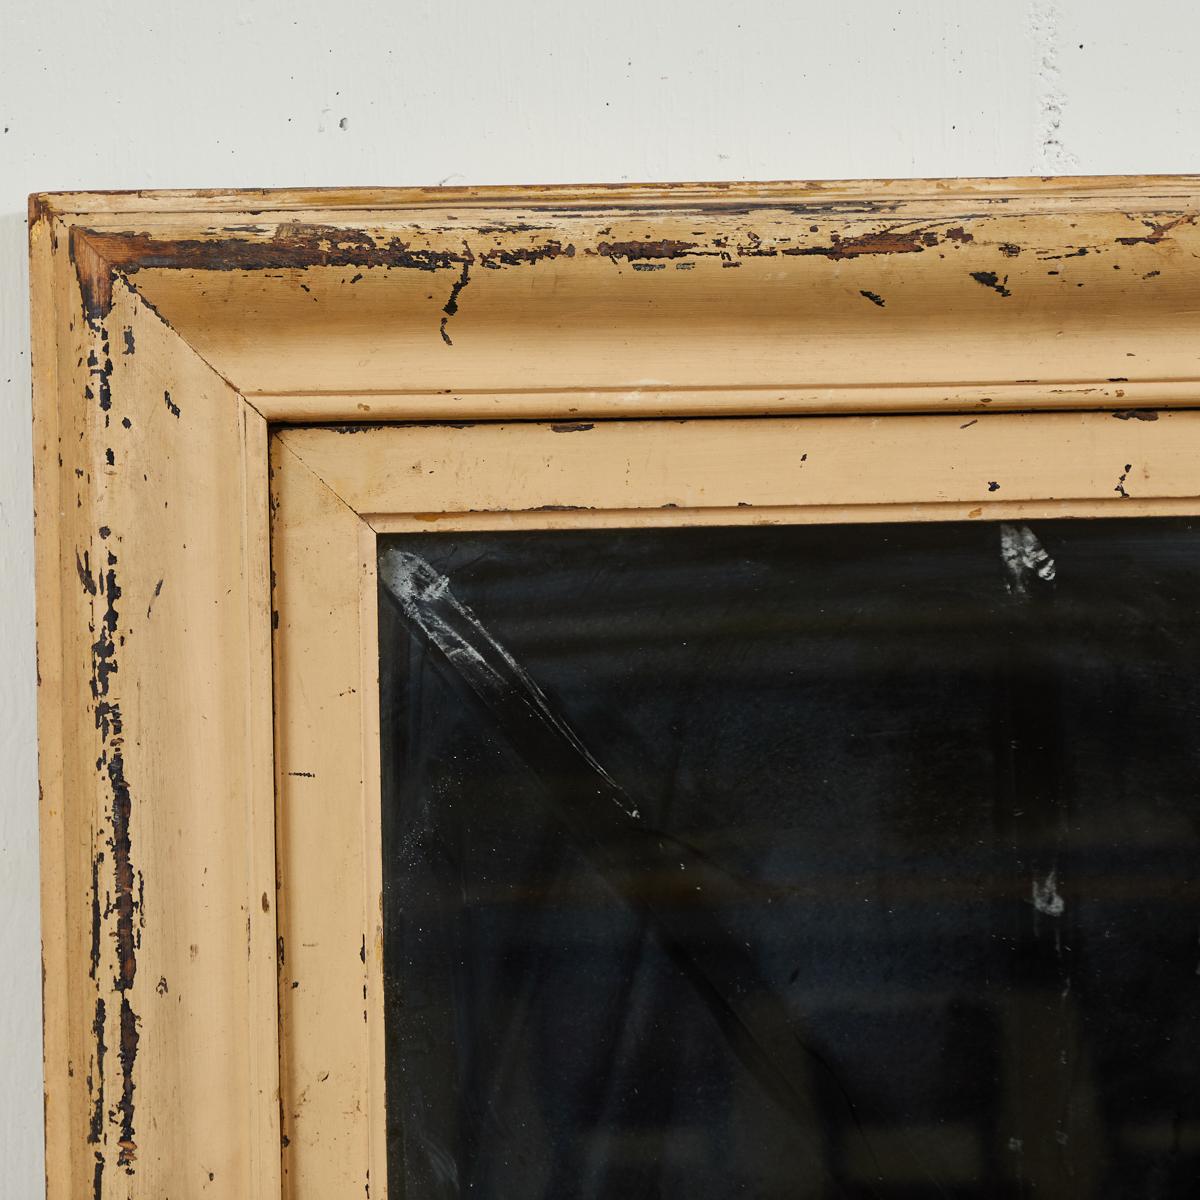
[439,256,471,346]
[595,238,698,262]
[88,998,106,1147]
[116,997,139,1169]
[1115,214,1196,246]
[86,537,141,1184]
[70,224,586,326]
[971,270,1012,297]
[786,227,944,259]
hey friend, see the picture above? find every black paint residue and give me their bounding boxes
[971,270,1012,297]
[439,257,472,346]
[88,997,106,1146]
[87,543,141,1176]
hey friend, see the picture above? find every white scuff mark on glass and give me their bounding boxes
[1032,869,1065,917]
[1007,1137,1023,1153]
[1000,523,1056,596]
[416,1130,460,1189]
[380,548,640,820]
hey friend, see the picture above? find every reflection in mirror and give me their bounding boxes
[379,519,1200,1198]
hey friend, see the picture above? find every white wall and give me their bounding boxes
[1,0,1195,1191]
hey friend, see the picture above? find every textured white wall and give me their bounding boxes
[1,0,1195,1191]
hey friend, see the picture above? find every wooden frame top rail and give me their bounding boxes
[34,176,1200,419]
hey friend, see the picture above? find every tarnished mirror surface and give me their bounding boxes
[378,520,1200,1198]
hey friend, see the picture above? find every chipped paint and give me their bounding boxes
[971,270,1012,297]
[596,238,698,262]
[1115,463,1133,498]
[439,256,471,346]
[80,530,141,1185]
[1115,214,1196,246]
[786,226,946,259]
[87,999,106,1148]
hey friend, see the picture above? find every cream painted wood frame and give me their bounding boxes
[29,178,1200,1199]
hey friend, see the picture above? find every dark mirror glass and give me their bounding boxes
[378,519,1200,1199]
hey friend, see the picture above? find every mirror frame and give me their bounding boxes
[30,176,1200,1198]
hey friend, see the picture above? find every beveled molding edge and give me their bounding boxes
[29,175,1200,420]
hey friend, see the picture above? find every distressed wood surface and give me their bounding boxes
[30,177,1200,1199]
[271,440,385,1200]
[32,224,280,1198]
[37,176,1200,418]
[279,410,1200,520]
